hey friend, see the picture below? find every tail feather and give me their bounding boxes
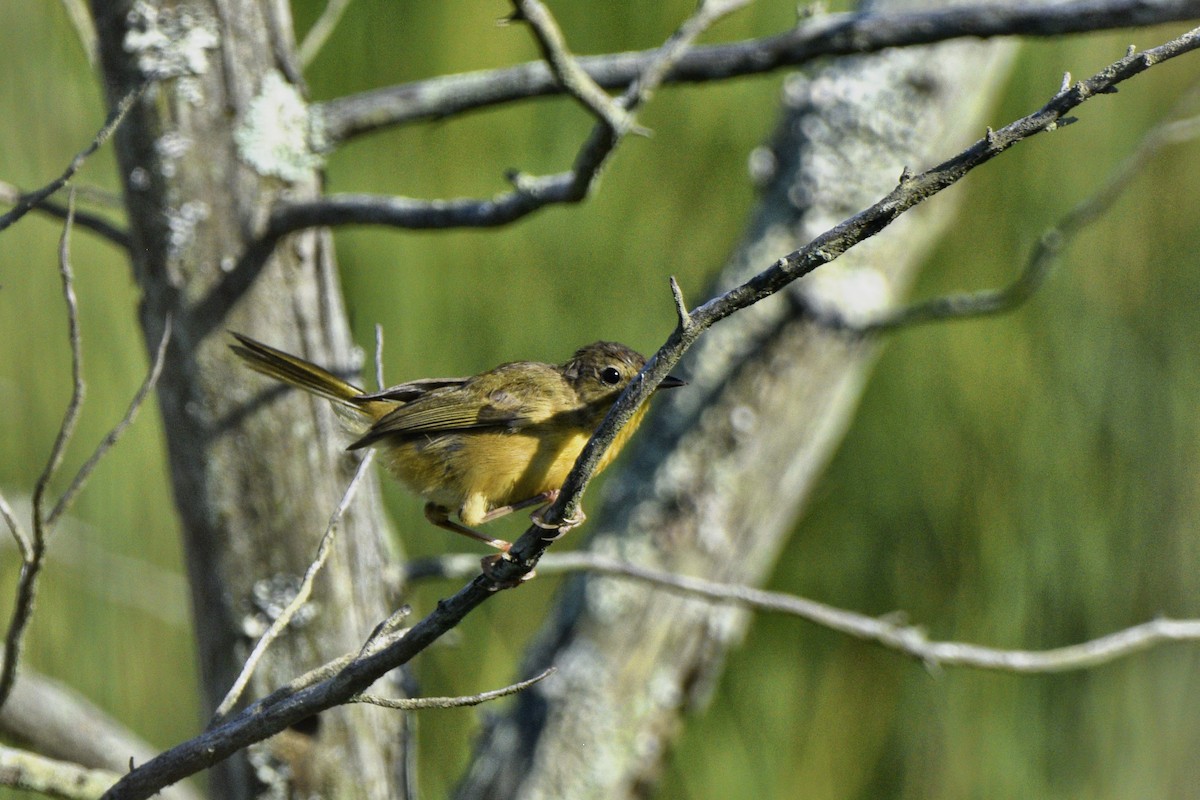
[230,333,364,409]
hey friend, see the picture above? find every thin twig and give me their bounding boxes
[57,0,98,66]
[0,198,85,711]
[350,667,555,710]
[373,323,385,390]
[0,181,130,250]
[98,30,1200,800]
[298,0,354,68]
[0,494,31,563]
[0,83,146,234]
[210,450,377,724]
[405,552,1200,673]
[48,316,172,526]
[316,0,1200,145]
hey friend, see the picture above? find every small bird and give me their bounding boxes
[230,333,684,552]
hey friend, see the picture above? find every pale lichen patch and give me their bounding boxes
[235,71,326,183]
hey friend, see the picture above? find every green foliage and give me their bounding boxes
[2,3,1199,798]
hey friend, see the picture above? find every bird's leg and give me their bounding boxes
[475,489,559,523]
[423,503,512,551]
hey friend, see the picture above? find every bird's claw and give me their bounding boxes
[529,505,586,540]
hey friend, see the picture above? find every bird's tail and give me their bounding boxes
[230,332,368,411]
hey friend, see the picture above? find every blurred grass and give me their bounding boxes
[2,3,1200,799]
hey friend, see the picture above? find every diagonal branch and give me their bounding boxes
[48,316,172,526]
[297,0,354,68]
[0,181,130,251]
[98,27,1200,800]
[520,27,1200,548]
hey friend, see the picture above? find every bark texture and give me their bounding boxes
[89,2,406,797]
[455,2,1024,797]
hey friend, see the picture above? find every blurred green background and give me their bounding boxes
[2,2,1199,798]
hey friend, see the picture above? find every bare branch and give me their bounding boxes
[298,0,353,68]
[98,30,1200,800]
[211,450,377,724]
[0,199,85,711]
[0,83,145,234]
[316,0,1200,145]
[350,667,555,710]
[48,315,172,526]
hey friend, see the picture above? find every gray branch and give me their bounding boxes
[316,0,1200,145]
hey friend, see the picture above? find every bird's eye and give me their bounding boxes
[599,366,622,385]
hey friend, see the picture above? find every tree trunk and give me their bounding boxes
[455,1,1022,797]
[90,2,406,797]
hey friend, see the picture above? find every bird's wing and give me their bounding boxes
[349,384,537,449]
[356,377,471,404]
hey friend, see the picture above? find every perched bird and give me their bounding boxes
[230,333,684,551]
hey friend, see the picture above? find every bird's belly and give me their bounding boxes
[378,428,590,523]
[461,429,590,507]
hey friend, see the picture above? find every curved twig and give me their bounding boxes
[350,667,556,710]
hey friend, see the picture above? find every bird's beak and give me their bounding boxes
[657,375,687,390]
